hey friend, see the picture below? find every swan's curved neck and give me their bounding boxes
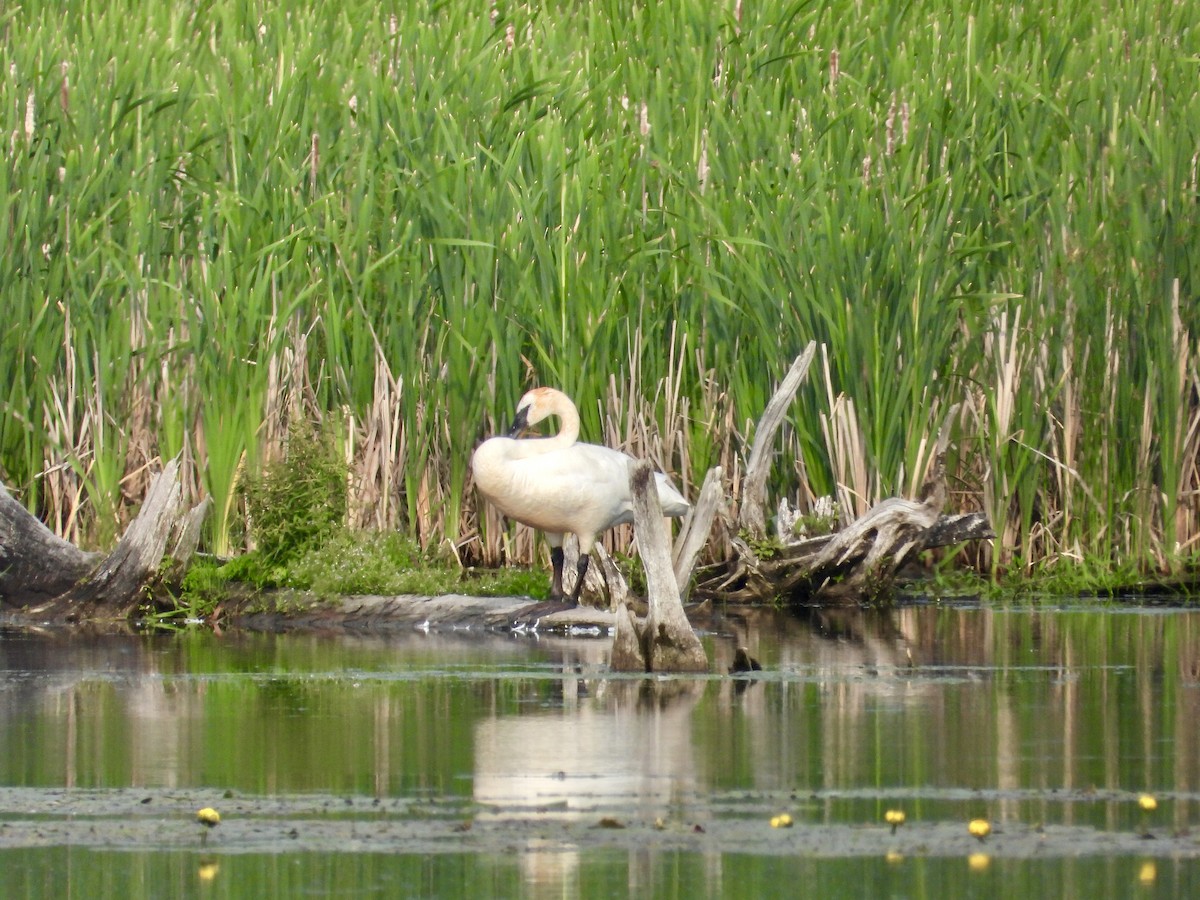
[544,395,580,447]
[509,387,584,449]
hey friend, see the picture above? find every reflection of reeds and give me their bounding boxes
[709,606,1200,833]
[1,2,1196,578]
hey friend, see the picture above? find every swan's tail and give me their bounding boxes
[653,472,691,518]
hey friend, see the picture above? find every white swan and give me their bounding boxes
[471,387,690,603]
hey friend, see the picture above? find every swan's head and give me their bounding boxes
[508,387,569,437]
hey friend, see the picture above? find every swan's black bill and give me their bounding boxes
[507,405,530,437]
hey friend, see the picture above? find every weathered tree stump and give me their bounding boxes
[610,460,708,673]
[0,457,209,622]
[562,464,723,611]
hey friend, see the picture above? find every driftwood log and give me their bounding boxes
[698,507,994,604]
[0,457,209,622]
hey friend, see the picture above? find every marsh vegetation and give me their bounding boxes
[2,0,1197,591]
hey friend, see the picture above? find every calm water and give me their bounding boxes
[1,602,1199,898]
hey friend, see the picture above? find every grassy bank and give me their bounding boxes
[2,0,1197,583]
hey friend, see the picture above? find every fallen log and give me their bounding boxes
[0,483,102,608]
[0,457,209,622]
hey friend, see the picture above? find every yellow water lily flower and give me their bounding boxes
[770,813,793,828]
[1138,793,1157,812]
[968,818,990,842]
[197,807,221,828]
[196,807,221,846]
[885,809,906,834]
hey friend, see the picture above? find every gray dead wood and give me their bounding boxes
[596,544,630,611]
[738,342,817,538]
[167,496,213,579]
[671,465,724,601]
[2,458,209,622]
[609,602,646,671]
[0,484,102,608]
[610,460,708,673]
[702,403,995,604]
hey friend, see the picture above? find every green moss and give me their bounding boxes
[285,530,549,598]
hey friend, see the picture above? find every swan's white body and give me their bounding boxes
[472,387,690,601]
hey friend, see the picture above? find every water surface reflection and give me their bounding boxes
[1,603,1199,897]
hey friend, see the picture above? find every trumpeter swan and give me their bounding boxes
[471,387,690,603]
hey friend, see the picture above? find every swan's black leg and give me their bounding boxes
[566,553,589,607]
[549,547,565,601]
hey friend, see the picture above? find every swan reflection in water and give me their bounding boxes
[474,676,704,818]
[473,672,708,892]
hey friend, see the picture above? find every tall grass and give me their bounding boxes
[1,0,1197,580]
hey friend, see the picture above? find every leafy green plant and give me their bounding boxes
[135,556,227,628]
[792,511,839,539]
[239,423,348,581]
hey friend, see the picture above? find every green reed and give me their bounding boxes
[1,0,1196,580]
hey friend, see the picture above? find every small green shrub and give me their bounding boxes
[739,531,785,561]
[289,530,422,595]
[792,511,839,539]
[240,423,348,576]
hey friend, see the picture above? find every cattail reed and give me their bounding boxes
[24,89,34,141]
[309,132,319,195]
